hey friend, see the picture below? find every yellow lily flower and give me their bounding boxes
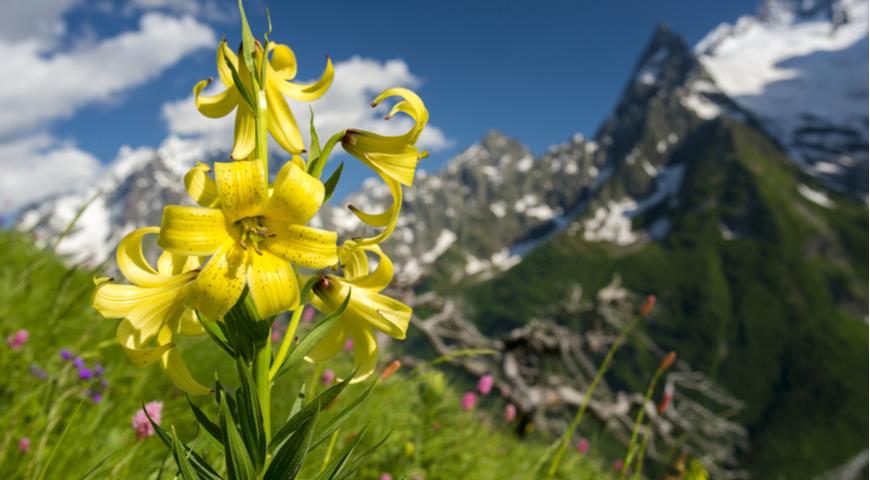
[92,227,210,395]
[308,240,411,382]
[194,39,334,159]
[341,88,429,245]
[159,159,338,320]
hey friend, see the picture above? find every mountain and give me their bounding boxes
[12,1,869,477]
[697,0,869,196]
[464,21,868,480]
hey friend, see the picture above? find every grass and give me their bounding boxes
[0,230,612,479]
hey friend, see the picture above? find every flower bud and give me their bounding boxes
[659,351,677,372]
[640,295,656,317]
[658,382,675,415]
[380,360,401,380]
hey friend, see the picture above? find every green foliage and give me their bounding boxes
[464,119,869,478]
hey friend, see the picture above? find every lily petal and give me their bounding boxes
[264,161,324,225]
[340,242,394,291]
[186,240,248,320]
[247,250,299,318]
[373,87,428,145]
[314,275,410,339]
[216,39,237,87]
[269,43,297,81]
[265,79,305,154]
[157,251,200,277]
[116,319,174,367]
[271,55,334,102]
[348,174,402,246]
[305,320,347,362]
[177,309,205,336]
[116,227,171,288]
[157,325,211,395]
[184,162,220,208]
[93,280,193,342]
[347,324,379,383]
[231,104,257,160]
[214,160,267,222]
[159,206,229,257]
[194,79,239,118]
[263,223,337,269]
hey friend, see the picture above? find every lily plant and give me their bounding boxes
[91,2,428,478]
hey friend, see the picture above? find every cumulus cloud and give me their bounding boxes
[161,56,452,154]
[0,13,215,137]
[0,135,103,210]
[0,0,80,46]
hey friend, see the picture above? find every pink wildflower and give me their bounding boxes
[461,391,477,411]
[132,401,163,440]
[612,459,624,471]
[322,369,335,385]
[6,329,28,350]
[576,437,589,454]
[18,437,30,453]
[379,475,393,480]
[302,306,316,323]
[504,403,517,422]
[343,338,353,352]
[477,374,494,395]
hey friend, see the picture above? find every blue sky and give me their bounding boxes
[1,0,759,208]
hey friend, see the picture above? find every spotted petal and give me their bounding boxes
[264,161,324,225]
[186,240,248,320]
[263,223,337,269]
[184,163,220,208]
[157,324,211,395]
[214,160,267,222]
[159,206,229,257]
[247,250,300,318]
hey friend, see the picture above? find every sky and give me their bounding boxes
[0,0,760,210]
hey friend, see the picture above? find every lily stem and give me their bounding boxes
[253,338,271,443]
[545,313,643,478]
[269,306,304,380]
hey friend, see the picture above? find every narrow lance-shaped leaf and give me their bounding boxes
[186,395,223,452]
[219,391,257,480]
[143,404,222,480]
[311,380,377,449]
[171,426,201,480]
[317,425,368,480]
[270,374,354,450]
[237,0,258,85]
[276,291,351,378]
[332,432,392,480]
[234,357,266,470]
[309,107,322,161]
[264,402,319,480]
[323,162,344,204]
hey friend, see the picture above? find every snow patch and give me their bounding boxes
[798,183,834,208]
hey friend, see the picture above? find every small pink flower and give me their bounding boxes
[612,459,624,471]
[322,368,335,385]
[379,474,393,480]
[504,403,517,422]
[576,437,589,454]
[18,437,30,453]
[302,306,316,323]
[343,339,353,352]
[132,401,163,439]
[6,329,28,350]
[461,391,477,411]
[477,375,494,395]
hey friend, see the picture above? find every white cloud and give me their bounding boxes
[161,56,452,154]
[0,0,79,47]
[0,13,215,137]
[0,134,103,210]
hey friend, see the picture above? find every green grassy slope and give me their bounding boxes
[466,118,869,479]
[0,231,610,479]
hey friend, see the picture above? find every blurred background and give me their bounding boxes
[1,0,867,479]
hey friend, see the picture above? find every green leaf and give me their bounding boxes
[332,432,391,480]
[317,426,367,480]
[234,358,266,469]
[143,405,222,480]
[219,392,258,480]
[270,375,353,450]
[311,380,376,449]
[214,379,238,419]
[222,47,256,112]
[309,108,322,160]
[186,395,223,451]
[171,427,201,480]
[223,289,270,362]
[198,314,235,358]
[275,291,351,378]
[264,403,319,480]
[322,162,344,204]
[237,0,257,84]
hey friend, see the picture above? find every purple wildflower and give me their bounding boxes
[73,356,85,369]
[30,364,48,380]
[60,349,73,361]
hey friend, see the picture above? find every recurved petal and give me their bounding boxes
[265,81,305,154]
[157,251,200,277]
[348,287,411,340]
[214,160,267,222]
[263,223,337,269]
[231,105,257,160]
[304,320,346,362]
[177,309,205,336]
[269,43,297,80]
[342,243,394,291]
[194,79,239,118]
[271,55,334,102]
[93,280,193,343]
[116,227,170,288]
[346,140,420,187]
[216,38,237,86]
[373,87,429,144]
[116,319,174,367]
[247,251,300,318]
[347,324,379,383]
[159,206,229,256]
[186,240,248,320]
[157,325,211,395]
[264,161,324,225]
[184,162,220,208]
[348,175,402,246]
